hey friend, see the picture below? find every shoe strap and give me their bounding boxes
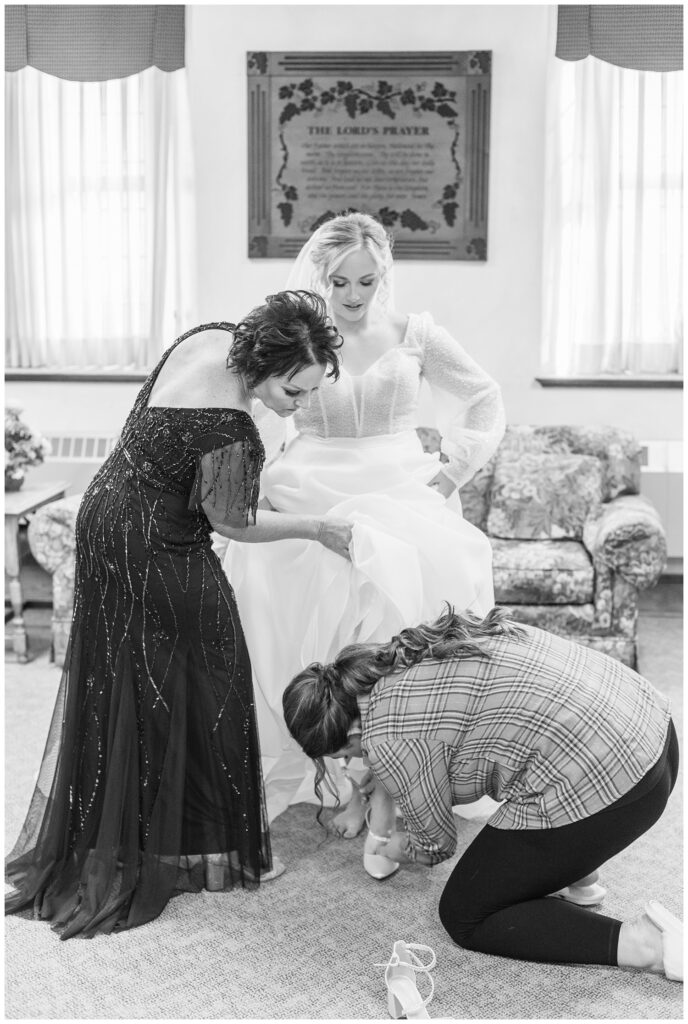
[375,943,436,1007]
[404,942,437,973]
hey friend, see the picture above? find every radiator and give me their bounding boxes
[640,440,683,566]
[26,435,118,495]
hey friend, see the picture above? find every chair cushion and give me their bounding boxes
[487,452,603,540]
[491,538,594,604]
[500,603,595,634]
[496,425,641,500]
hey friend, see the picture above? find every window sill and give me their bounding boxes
[5,369,149,383]
[536,375,683,389]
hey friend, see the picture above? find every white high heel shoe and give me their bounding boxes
[377,940,436,1019]
[645,900,683,982]
[364,809,399,880]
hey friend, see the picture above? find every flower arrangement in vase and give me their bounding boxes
[5,406,51,491]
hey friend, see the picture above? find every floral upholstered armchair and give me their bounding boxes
[418,424,667,668]
[27,492,82,666]
[30,425,666,671]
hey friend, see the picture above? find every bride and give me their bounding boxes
[224,212,505,875]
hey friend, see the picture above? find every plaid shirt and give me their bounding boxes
[361,625,671,865]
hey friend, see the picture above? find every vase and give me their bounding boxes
[5,471,25,492]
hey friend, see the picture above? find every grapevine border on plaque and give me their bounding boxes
[247,51,491,260]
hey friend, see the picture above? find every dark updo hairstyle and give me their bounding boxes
[226,290,342,390]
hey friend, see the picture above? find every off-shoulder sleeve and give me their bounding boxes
[188,438,263,528]
[418,313,505,489]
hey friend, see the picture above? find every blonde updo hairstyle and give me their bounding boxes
[306,213,394,313]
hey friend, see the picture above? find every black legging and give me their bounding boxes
[438,719,679,965]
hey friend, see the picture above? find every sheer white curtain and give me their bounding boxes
[6,66,196,369]
[541,42,683,375]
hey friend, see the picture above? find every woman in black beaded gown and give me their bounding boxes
[5,291,348,939]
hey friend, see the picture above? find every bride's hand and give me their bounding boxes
[317,518,353,561]
[427,471,455,499]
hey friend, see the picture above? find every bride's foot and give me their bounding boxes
[332,800,367,838]
[332,784,367,838]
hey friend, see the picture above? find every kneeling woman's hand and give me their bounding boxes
[371,830,437,867]
[317,518,353,560]
[370,830,414,865]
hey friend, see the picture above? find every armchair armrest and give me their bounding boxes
[583,494,667,590]
[27,494,81,575]
[27,494,82,667]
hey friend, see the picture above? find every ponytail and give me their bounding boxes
[282,604,524,830]
[283,604,524,761]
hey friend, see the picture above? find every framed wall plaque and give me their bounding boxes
[247,51,491,260]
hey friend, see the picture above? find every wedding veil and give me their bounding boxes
[257,214,397,467]
[284,215,396,318]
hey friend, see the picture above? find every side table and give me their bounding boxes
[5,481,67,662]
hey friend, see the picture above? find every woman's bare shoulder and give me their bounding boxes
[149,330,245,409]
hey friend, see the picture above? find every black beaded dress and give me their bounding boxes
[5,325,273,938]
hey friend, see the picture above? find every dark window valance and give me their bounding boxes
[5,4,185,81]
[556,4,683,71]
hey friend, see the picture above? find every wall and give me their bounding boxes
[7,4,682,497]
[184,2,682,441]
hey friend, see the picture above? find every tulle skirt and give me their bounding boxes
[225,430,495,822]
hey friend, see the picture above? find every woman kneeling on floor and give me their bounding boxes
[282,605,682,982]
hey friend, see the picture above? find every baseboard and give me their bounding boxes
[662,557,683,581]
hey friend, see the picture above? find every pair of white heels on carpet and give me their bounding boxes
[377,940,436,1019]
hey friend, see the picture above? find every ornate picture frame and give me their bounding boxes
[247,51,491,260]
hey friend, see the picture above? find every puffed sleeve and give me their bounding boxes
[366,737,457,865]
[188,438,263,528]
[418,312,505,489]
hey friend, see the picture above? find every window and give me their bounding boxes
[6,66,195,370]
[541,55,683,377]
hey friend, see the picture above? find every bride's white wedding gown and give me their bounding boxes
[224,312,505,822]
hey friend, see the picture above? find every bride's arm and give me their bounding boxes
[419,314,505,490]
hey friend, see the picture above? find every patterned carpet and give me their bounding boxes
[4,581,683,1019]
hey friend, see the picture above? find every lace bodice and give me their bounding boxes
[294,312,505,488]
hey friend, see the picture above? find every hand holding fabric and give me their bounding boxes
[317,517,353,560]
